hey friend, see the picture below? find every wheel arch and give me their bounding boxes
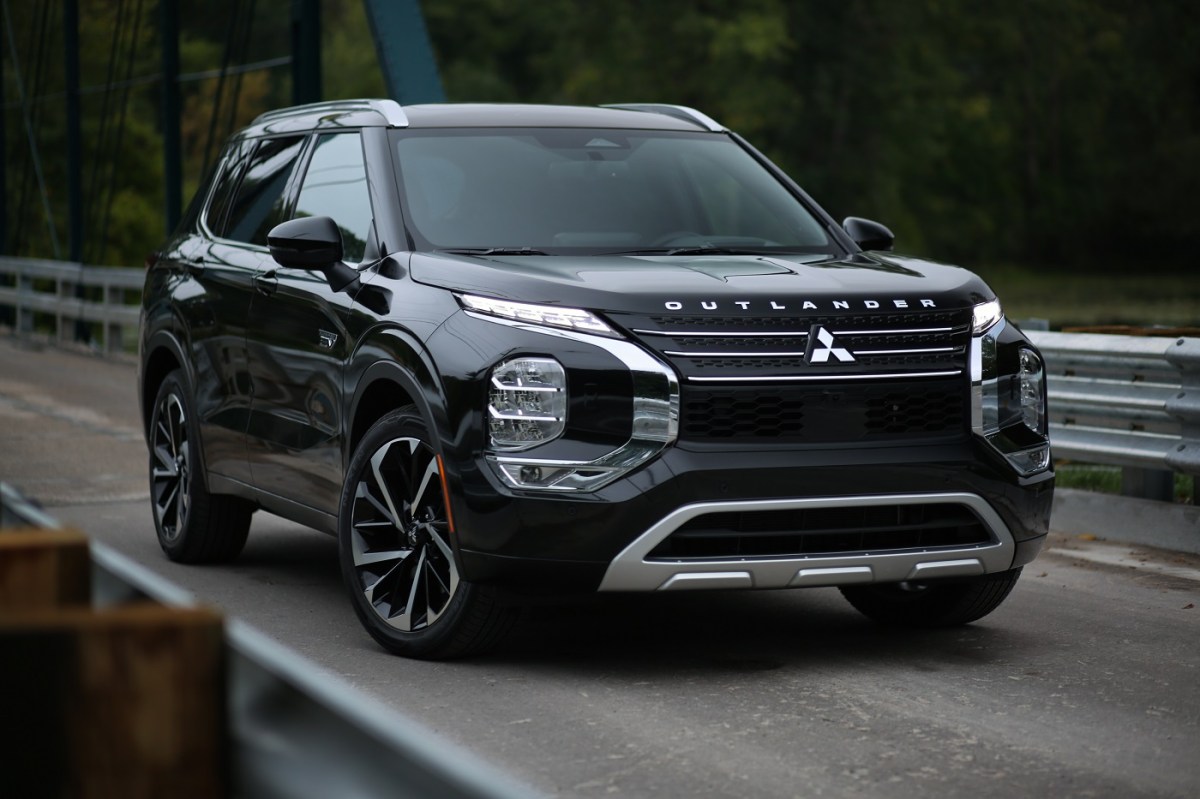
[346,329,449,465]
[140,330,190,441]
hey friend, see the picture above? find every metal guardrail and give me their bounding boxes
[0,255,143,354]
[2,252,1194,496]
[0,483,538,799]
[92,546,537,799]
[1028,331,1200,490]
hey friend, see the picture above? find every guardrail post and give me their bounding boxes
[1121,468,1175,502]
[104,281,123,354]
[1165,337,1200,502]
[57,270,71,346]
[16,264,33,335]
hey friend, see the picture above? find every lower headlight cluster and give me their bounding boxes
[970,311,1052,477]
[488,357,567,450]
[468,298,680,493]
[1017,347,1046,434]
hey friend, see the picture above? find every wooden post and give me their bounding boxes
[0,532,228,798]
[0,529,91,610]
[0,605,227,799]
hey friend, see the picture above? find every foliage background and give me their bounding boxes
[3,0,1197,287]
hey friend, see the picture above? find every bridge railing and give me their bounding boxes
[0,256,143,354]
[1028,330,1200,499]
[0,482,536,798]
[1,254,1195,500]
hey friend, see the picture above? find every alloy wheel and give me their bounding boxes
[151,392,190,543]
[348,437,459,632]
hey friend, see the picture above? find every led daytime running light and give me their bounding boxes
[972,300,1003,334]
[459,294,615,336]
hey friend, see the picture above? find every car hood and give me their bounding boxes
[409,251,996,318]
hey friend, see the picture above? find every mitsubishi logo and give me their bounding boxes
[807,326,855,364]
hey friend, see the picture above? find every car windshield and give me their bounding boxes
[391,128,837,255]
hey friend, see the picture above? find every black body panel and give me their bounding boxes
[139,100,1053,599]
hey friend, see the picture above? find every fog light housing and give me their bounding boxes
[488,357,567,451]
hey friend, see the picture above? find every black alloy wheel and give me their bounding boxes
[148,370,252,563]
[339,408,516,658]
[150,389,191,543]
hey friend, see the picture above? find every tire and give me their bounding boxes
[148,370,253,563]
[839,568,1023,627]
[338,407,517,659]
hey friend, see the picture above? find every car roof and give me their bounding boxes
[246,100,724,137]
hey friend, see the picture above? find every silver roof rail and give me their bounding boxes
[602,103,726,132]
[252,98,409,128]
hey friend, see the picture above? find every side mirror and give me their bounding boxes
[267,216,358,292]
[842,217,895,252]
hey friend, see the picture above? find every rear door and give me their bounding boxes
[185,135,304,485]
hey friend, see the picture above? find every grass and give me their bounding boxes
[1055,464,1195,504]
[976,264,1200,329]
[978,264,1197,504]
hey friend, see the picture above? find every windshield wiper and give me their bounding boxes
[438,247,550,256]
[606,245,763,256]
[664,245,744,256]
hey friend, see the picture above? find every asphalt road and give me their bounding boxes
[2,337,1198,798]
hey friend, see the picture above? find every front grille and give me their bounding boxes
[647,503,991,560]
[617,309,972,382]
[679,379,966,443]
[681,390,807,439]
[611,307,973,445]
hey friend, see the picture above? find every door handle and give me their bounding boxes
[253,271,278,296]
[182,256,205,276]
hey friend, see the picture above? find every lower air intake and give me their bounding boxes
[647,503,992,560]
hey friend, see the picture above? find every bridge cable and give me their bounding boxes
[93,0,145,265]
[11,2,51,256]
[222,0,257,152]
[0,0,61,258]
[201,0,244,178]
[84,0,127,262]
[7,3,42,254]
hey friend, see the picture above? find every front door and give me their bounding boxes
[245,131,376,515]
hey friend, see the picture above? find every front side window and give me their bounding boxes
[203,139,252,237]
[292,133,373,263]
[391,128,835,255]
[224,136,305,246]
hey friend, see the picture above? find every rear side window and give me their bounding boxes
[292,133,373,263]
[224,136,305,246]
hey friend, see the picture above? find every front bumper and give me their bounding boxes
[452,440,1054,593]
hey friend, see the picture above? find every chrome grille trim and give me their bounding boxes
[664,350,810,358]
[687,370,963,383]
[855,347,957,355]
[633,329,811,338]
[829,327,955,336]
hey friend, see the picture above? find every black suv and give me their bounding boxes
[139,100,1053,658]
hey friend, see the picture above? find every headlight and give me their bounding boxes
[488,357,567,450]
[969,312,1051,477]
[459,294,616,337]
[1017,348,1046,434]
[972,299,1003,334]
